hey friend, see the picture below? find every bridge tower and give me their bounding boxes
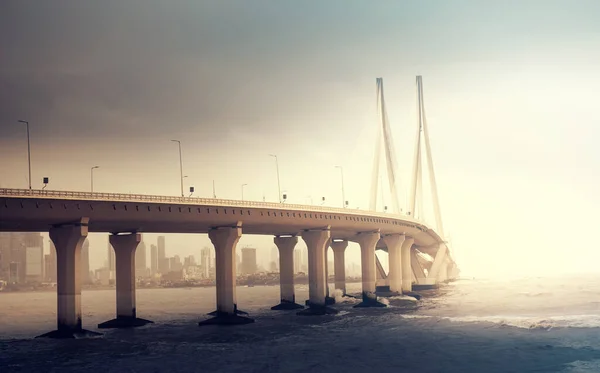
[409,76,444,237]
[368,76,454,290]
[369,78,402,214]
[409,76,456,286]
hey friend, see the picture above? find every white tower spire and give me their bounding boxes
[370,78,401,214]
[410,76,444,237]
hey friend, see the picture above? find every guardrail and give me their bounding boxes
[0,188,423,224]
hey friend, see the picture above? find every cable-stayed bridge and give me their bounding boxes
[0,76,457,338]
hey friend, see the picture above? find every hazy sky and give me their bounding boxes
[2,1,600,277]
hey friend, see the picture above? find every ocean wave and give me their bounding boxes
[387,295,419,302]
[561,359,600,372]
[400,314,600,330]
[517,291,553,297]
[399,314,432,319]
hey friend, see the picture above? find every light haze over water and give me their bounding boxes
[3,278,600,372]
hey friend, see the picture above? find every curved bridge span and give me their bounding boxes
[0,77,458,336]
[1,187,456,337]
[0,188,443,246]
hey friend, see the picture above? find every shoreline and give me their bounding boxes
[0,279,363,294]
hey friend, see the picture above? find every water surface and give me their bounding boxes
[2,277,600,372]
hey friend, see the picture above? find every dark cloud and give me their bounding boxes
[1,0,599,144]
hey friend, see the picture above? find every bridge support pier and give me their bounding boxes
[271,236,303,310]
[331,240,348,295]
[37,219,101,338]
[401,237,415,293]
[298,228,337,315]
[200,223,254,325]
[354,231,386,308]
[324,242,336,305]
[98,233,153,329]
[383,234,405,294]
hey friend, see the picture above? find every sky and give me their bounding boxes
[1,1,600,277]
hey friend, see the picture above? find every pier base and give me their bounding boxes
[297,302,339,316]
[354,292,387,308]
[36,328,101,339]
[207,309,248,316]
[98,316,153,329]
[272,300,304,310]
[199,311,254,326]
[403,291,422,300]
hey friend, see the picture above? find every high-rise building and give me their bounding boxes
[24,233,43,283]
[150,244,158,274]
[270,246,279,272]
[327,260,334,280]
[0,232,44,283]
[294,248,302,274]
[184,255,196,267]
[301,248,308,273]
[200,247,212,279]
[0,233,11,281]
[269,261,277,272]
[25,241,44,283]
[170,255,182,272]
[45,240,57,282]
[241,247,257,275]
[81,239,91,284]
[135,240,147,276]
[157,236,166,273]
[160,258,171,274]
[107,241,115,271]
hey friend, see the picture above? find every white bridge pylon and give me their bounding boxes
[369,76,451,285]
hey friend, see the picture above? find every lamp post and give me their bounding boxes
[335,165,346,208]
[17,120,31,190]
[269,154,282,203]
[170,140,184,197]
[241,183,248,201]
[90,166,99,192]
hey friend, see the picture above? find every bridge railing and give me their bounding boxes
[0,188,422,223]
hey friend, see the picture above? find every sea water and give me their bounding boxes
[2,276,600,372]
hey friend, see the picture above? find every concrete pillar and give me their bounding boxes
[271,236,303,310]
[354,231,386,307]
[324,239,335,304]
[427,243,448,282]
[401,237,414,293]
[383,234,405,294]
[330,240,348,294]
[200,223,253,325]
[37,218,100,338]
[298,228,337,315]
[98,233,153,328]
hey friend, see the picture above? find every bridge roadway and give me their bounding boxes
[0,188,457,338]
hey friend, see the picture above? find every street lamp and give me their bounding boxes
[17,120,31,190]
[90,166,100,193]
[170,140,184,197]
[334,165,346,208]
[241,183,248,201]
[268,154,282,203]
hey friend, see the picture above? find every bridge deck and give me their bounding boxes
[0,188,443,249]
